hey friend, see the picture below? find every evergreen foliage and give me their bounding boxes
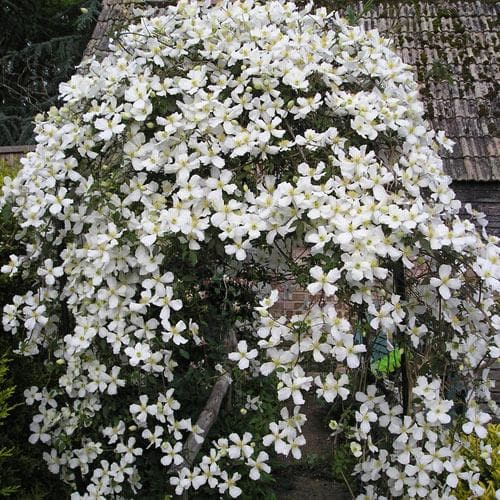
[0,355,18,497]
[0,0,100,145]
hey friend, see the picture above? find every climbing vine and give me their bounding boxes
[1,1,499,498]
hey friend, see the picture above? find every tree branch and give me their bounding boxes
[170,331,237,473]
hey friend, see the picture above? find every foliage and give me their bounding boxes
[0,167,21,498]
[452,423,500,499]
[0,0,99,145]
[0,354,19,496]
[0,162,70,499]
[0,0,499,498]
[0,160,20,182]
[331,441,356,486]
[0,356,71,499]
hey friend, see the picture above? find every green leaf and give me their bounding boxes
[371,348,403,374]
[188,251,198,266]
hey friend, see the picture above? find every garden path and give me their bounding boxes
[275,380,352,500]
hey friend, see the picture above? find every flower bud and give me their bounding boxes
[350,442,362,458]
[328,420,338,431]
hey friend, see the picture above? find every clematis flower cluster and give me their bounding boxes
[1,0,499,498]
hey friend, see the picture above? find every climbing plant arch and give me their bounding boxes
[1,1,499,497]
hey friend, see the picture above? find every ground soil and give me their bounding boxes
[274,385,352,500]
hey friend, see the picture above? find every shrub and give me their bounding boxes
[1,159,71,498]
[452,423,500,499]
[0,354,18,497]
[0,1,498,498]
[0,162,20,497]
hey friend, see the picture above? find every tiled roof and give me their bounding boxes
[83,0,499,181]
[83,0,145,60]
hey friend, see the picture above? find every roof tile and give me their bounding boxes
[83,0,500,181]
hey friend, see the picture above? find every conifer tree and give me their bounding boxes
[0,0,99,145]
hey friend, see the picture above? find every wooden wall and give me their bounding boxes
[0,145,35,167]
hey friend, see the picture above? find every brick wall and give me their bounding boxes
[272,283,310,317]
